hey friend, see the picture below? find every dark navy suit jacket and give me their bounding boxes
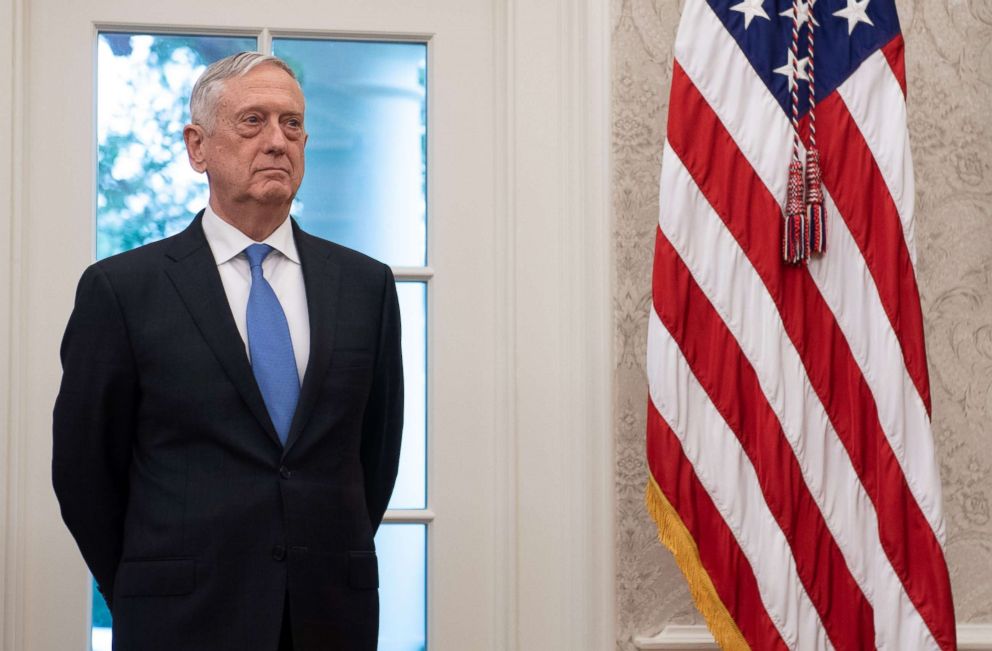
[53,212,403,651]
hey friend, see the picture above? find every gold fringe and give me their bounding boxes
[645,475,751,650]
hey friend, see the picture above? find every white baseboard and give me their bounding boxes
[962,626,992,650]
[634,623,992,650]
[634,625,719,650]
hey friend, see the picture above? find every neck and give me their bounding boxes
[208,196,290,241]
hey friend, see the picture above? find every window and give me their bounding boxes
[94,30,430,651]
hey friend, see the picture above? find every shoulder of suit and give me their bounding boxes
[294,227,393,279]
[90,230,184,276]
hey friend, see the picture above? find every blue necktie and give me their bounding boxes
[245,244,299,445]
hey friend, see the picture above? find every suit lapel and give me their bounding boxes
[283,223,341,457]
[163,213,282,448]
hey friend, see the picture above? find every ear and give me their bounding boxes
[183,124,208,173]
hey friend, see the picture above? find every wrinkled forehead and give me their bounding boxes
[218,63,306,112]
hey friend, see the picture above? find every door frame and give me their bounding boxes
[0,0,613,648]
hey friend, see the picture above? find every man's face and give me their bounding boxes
[186,64,307,211]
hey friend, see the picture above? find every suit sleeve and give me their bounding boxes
[360,265,404,532]
[52,264,138,609]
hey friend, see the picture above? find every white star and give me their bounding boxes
[832,0,874,34]
[779,0,819,28]
[731,0,770,29]
[773,50,810,83]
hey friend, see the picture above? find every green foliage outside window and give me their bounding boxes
[97,34,256,259]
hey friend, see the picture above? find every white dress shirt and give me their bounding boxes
[201,205,310,383]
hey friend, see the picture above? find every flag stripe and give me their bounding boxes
[646,407,787,650]
[880,35,907,98]
[647,310,830,650]
[652,227,875,649]
[838,49,918,267]
[664,62,956,650]
[657,143,941,650]
[818,92,933,415]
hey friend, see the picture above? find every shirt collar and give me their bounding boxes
[201,203,301,266]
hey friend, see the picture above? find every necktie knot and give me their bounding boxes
[245,243,274,270]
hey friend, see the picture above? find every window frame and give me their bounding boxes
[91,24,436,649]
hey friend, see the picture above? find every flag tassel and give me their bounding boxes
[784,159,806,263]
[805,148,826,253]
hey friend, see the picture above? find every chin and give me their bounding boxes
[252,186,294,206]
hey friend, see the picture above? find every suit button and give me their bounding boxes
[272,545,286,561]
[279,466,292,480]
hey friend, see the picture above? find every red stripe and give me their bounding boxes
[667,61,956,650]
[652,228,875,650]
[646,403,787,651]
[881,35,907,98]
[817,91,932,415]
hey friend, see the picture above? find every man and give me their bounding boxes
[52,52,403,651]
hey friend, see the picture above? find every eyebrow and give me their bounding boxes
[236,104,305,118]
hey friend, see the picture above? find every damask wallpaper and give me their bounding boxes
[611,0,992,647]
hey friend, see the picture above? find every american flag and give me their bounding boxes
[644,0,957,648]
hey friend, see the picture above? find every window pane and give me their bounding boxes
[91,577,112,651]
[96,33,257,259]
[376,524,427,651]
[390,282,427,509]
[272,39,428,266]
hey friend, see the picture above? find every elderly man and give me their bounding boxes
[53,52,402,651]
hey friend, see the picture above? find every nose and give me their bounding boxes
[262,120,287,154]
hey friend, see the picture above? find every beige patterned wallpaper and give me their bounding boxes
[611,0,992,647]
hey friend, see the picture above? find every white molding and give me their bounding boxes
[93,22,433,44]
[505,0,613,647]
[391,266,435,281]
[1,1,26,649]
[382,509,435,523]
[0,0,10,644]
[960,625,992,650]
[635,624,992,650]
[563,0,614,647]
[491,0,517,648]
[264,27,434,43]
[258,26,271,54]
[634,625,720,650]
[94,22,260,37]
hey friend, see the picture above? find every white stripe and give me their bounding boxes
[659,144,938,650]
[837,51,917,265]
[647,310,829,651]
[673,0,946,557]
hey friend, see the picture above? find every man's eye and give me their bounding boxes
[244,115,261,125]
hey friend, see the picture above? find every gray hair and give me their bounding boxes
[190,52,299,131]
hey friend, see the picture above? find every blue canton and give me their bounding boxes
[709,0,901,117]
